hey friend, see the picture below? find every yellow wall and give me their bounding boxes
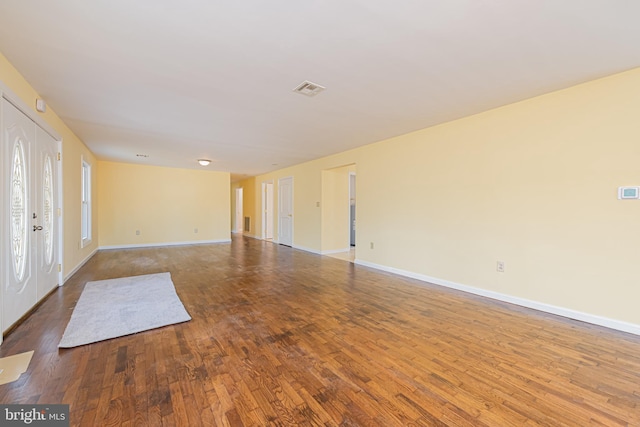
[98,161,230,247]
[241,67,640,327]
[0,52,98,279]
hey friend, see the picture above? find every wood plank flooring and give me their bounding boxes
[1,235,639,426]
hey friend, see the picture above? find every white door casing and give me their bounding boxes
[278,177,293,246]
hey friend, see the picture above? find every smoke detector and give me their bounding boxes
[293,80,325,97]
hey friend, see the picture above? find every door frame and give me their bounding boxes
[1,82,63,342]
[277,176,293,246]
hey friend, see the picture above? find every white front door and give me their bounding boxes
[3,99,37,330]
[2,98,59,332]
[278,177,293,246]
[34,126,59,299]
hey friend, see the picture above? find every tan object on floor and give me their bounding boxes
[0,350,34,385]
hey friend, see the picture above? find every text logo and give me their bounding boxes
[1,405,69,426]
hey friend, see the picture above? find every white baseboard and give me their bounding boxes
[99,239,231,251]
[354,259,640,336]
[321,248,351,255]
[292,244,322,255]
[63,248,98,284]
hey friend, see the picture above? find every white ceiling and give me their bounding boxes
[1,1,639,181]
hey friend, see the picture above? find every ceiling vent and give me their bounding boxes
[293,80,325,97]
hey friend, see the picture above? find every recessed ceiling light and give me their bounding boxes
[198,159,211,166]
[293,80,326,97]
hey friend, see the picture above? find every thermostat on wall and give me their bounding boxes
[618,186,640,199]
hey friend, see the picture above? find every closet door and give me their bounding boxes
[2,98,37,330]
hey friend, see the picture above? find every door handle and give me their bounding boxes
[33,225,43,231]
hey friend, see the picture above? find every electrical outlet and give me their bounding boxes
[194,228,198,233]
[370,242,374,249]
[496,261,505,273]
[136,230,140,236]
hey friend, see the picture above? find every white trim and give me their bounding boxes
[292,244,322,255]
[63,248,98,283]
[321,248,351,255]
[354,259,640,336]
[99,239,231,250]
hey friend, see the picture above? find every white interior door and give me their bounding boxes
[262,182,274,240]
[278,177,293,246]
[3,99,37,330]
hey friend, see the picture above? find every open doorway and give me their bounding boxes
[321,164,356,262]
[262,181,274,240]
[235,187,243,233]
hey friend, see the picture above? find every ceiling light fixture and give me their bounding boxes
[198,159,211,166]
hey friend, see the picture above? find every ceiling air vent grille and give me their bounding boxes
[293,80,325,97]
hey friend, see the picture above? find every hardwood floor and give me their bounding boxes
[1,236,639,426]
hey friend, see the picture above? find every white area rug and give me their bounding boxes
[59,272,191,348]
